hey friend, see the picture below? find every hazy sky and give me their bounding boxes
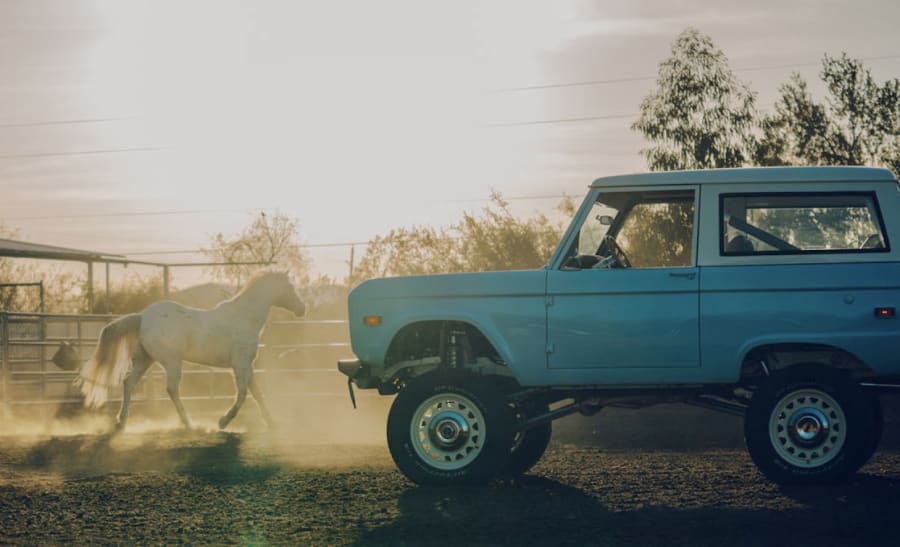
[1,0,898,282]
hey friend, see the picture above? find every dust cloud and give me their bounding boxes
[1,352,397,475]
[0,390,397,482]
[1,299,402,473]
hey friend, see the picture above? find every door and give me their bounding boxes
[547,187,700,370]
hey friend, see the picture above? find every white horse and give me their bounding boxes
[77,271,306,431]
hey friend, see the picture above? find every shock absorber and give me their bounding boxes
[447,327,472,368]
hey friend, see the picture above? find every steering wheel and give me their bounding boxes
[604,235,632,268]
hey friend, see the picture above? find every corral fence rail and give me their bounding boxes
[0,311,357,419]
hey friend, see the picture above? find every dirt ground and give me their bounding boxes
[1,403,899,546]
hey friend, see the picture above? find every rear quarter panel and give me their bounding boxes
[701,263,900,380]
[698,180,900,380]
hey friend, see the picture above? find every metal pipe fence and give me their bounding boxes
[0,311,354,419]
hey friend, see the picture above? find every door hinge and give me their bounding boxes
[545,295,554,307]
[546,343,555,354]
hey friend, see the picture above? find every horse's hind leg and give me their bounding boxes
[163,359,192,429]
[249,377,276,429]
[116,355,153,431]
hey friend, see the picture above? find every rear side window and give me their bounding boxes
[721,192,889,255]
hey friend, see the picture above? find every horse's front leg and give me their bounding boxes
[219,345,256,430]
[219,365,250,430]
[163,359,192,429]
[249,377,276,430]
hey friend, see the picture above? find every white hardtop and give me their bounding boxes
[591,166,898,188]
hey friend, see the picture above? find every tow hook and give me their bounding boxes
[338,359,363,409]
[347,378,357,409]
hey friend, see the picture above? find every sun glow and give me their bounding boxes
[85,2,509,220]
[9,1,644,280]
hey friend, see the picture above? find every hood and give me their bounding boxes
[350,269,547,301]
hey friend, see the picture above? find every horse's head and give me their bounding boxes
[239,271,307,317]
[272,272,306,317]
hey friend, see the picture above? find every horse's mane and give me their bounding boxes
[230,271,286,301]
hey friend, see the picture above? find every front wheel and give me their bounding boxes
[387,372,515,486]
[505,403,552,476]
[851,395,883,472]
[744,365,870,485]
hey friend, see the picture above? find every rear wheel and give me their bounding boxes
[744,365,870,485]
[387,372,515,486]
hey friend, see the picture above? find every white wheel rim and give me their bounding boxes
[768,389,846,469]
[410,393,486,471]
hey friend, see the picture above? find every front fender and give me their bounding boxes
[348,270,548,379]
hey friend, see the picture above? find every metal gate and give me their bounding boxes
[0,311,353,419]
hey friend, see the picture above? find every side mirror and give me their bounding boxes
[563,254,600,270]
[563,256,581,269]
[598,215,614,226]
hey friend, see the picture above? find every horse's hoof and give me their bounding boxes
[112,421,125,434]
[218,416,229,430]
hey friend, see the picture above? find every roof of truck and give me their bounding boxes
[591,166,898,188]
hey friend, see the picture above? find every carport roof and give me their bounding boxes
[0,238,125,263]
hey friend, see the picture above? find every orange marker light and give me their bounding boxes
[874,307,895,318]
[363,315,383,326]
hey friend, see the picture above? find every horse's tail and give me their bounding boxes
[76,313,142,408]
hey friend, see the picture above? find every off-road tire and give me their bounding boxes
[505,403,552,477]
[387,371,515,486]
[851,394,884,472]
[744,364,870,486]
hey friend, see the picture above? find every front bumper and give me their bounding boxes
[338,358,362,378]
[337,358,379,389]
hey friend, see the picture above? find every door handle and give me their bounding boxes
[668,272,696,280]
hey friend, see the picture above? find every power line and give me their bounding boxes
[7,191,577,224]
[491,53,900,93]
[121,240,374,256]
[446,193,574,203]
[123,250,205,256]
[0,117,134,129]
[483,113,634,128]
[122,241,374,255]
[482,53,898,127]
[95,194,577,256]
[90,195,578,257]
[301,241,370,248]
[4,208,260,221]
[2,56,894,137]
[6,191,574,224]
[0,146,165,161]
[492,76,655,93]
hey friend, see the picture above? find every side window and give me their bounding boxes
[721,192,889,255]
[567,190,696,269]
[616,196,695,267]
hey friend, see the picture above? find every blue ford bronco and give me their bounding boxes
[339,166,900,486]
